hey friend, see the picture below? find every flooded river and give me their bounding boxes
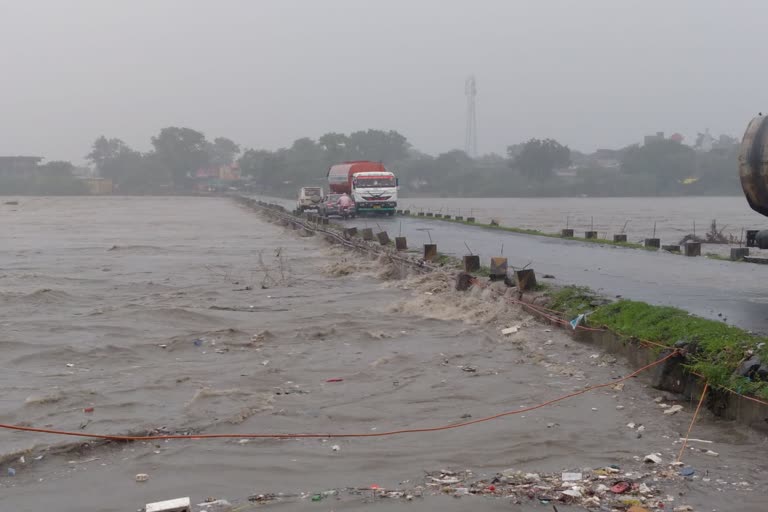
[399,196,768,246]
[0,197,766,511]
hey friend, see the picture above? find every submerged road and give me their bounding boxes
[252,197,768,332]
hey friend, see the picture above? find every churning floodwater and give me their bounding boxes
[0,197,766,511]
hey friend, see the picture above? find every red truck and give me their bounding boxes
[326,161,398,215]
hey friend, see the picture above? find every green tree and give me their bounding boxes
[621,140,696,191]
[150,127,210,188]
[510,138,570,180]
[86,137,132,176]
[318,132,349,165]
[345,129,410,163]
[206,137,240,168]
[39,160,75,176]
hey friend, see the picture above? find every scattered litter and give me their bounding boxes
[83,407,94,414]
[461,365,477,373]
[19,456,25,464]
[628,506,651,512]
[664,405,684,415]
[570,314,586,330]
[501,325,520,335]
[616,405,625,410]
[65,363,75,368]
[673,507,694,512]
[678,437,713,444]
[325,378,344,383]
[611,481,631,494]
[627,422,636,429]
[562,472,582,481]
[197,499,232,511]
[331,444,341,452]
[644,453,663,464]
[193,339,204,347]
[135,473,150,482]
[613,382,625,391]
[145,497,191,512]
[261,360,269,366]
[7,467,16,476]
[703,449,719,457]
[562,489,582,498]
[679,467,695,477]
[654,397,663,403]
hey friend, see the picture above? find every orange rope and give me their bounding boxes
[676,381,709,464]
[0,351,677,442]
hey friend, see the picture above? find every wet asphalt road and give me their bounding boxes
[250,197,768,332]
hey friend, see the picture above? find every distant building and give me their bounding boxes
[0,156,43,178]
[643,132,665,145]
[695,129,715,152]
[80,177,113,194]
[592,149,621,170]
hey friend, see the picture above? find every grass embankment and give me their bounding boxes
[405,212,648,250]
[547,286,768,399]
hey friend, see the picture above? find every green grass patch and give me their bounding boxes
[547,285,601,318]
[545,285,768,397]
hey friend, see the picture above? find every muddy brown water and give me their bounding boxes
[0,197,766,511]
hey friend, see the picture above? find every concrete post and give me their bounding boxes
[644,238,660,249]
[426,212,434,217]
[396,210,403,215]
[585,231,598,239]
[346,227,358,237]
[455,216,463,221]
[395,237,408,251]
[515,269,537,291]
[423,244,437,261]
[490,257,508,279]
[746,230,759,247]
[377,231,390,245]
[417,212,425,216]
[463,255,480,273]
[466,217,476,223]
[561,229,574,237]
[684,242,701,257]
[361,228,374,241]
[662,244,680,253]
[434,214,442,218]
[404,210,411,215]
[613,234,627,242]
[443,215,452,220]
[731,247,749,260]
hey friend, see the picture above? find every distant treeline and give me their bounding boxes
[6,127,743,196]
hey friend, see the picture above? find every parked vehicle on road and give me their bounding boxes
[296,186,323,212]
[326,161,398,215]
[319,193,357,219]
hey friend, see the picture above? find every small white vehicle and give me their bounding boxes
[296,186,324,212]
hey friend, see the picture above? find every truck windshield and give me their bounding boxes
[354,177,395,188]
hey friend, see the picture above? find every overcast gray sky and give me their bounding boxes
[0,0,765,163]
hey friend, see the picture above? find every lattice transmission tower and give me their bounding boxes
[464,75,478,157]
